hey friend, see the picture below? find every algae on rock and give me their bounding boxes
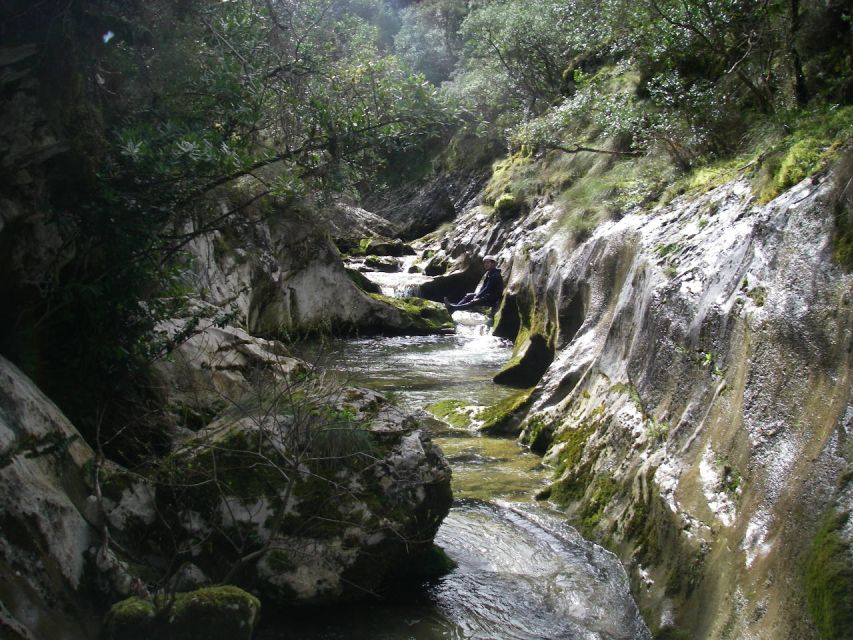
[102,586,261,640]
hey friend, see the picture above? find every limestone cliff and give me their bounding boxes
[417,155,853,639]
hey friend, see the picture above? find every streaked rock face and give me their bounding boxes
[414,158,853,639]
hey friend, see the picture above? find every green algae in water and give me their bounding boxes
[426,399,476,429]
[436,434,550,502]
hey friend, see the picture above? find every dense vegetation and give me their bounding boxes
[0,0,850,450]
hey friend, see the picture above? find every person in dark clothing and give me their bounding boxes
[444,255,504,312]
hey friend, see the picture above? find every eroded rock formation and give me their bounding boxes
[418,155,853,639]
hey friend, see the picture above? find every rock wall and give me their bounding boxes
[420,155,853,639]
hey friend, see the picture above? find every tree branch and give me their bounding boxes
[546,143,644,157]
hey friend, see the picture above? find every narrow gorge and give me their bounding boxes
[1,1,851,639]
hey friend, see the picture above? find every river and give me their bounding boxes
[257,304,650,640]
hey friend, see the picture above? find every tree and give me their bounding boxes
[0,0,453,457]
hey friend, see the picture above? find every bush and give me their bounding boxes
[494,193,522,218]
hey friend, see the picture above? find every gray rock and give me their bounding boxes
[149,384,452,605]
[0,356,99,640]
[415,154,853,639]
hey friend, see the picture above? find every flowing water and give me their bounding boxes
[261,270,650,639]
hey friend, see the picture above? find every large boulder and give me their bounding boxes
[181,191,456,339]
[0,356,99,640]
[142,384,453,604]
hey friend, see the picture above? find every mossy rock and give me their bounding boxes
[364,255,400,272]
[477,388,534,435]
[102,586,261,640]
[804,510,853,639]
[364,240,416,257]
[493,333,554,388]
[493,193,523,219]
[369,294,454,334]
[426,399,474,429]
[346,267,381,294]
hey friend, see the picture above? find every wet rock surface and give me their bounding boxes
[411,157,853,639]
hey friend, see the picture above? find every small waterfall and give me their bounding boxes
[361,255,433,298]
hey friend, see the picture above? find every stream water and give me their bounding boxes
[259,271,650,639]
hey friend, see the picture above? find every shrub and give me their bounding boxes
[494,193,522,218]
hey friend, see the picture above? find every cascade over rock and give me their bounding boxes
[181,189,451,338]
[416,156,853,639]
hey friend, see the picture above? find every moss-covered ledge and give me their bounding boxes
[102,586,261,640]
[368,293,454,334]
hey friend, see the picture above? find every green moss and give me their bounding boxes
[524,416,553,454]
[661,157,745,203]
[368,294,454,334]
[547,406,604,507]
[775,138,827,191]
[578,474,620,534]
[103,586,261,640]
[554,154,673,236]
[746,286,767,306]
[753,106,852,203]
[364,255,398,270]
[477,388,534,435]
[493,331,554,388]
[426,399,474,429]
[345,268,381,293]
[483,153,535,207]
[645,417,669,446]
[493,192,522,218]
[655,242,680,259]
[804,510,853,639]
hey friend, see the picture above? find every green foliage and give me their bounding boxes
[746,286,768,307]
[804,510,853,639]
[1,0,457,454]
[395,0,466,84]
[645,418,670,446]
